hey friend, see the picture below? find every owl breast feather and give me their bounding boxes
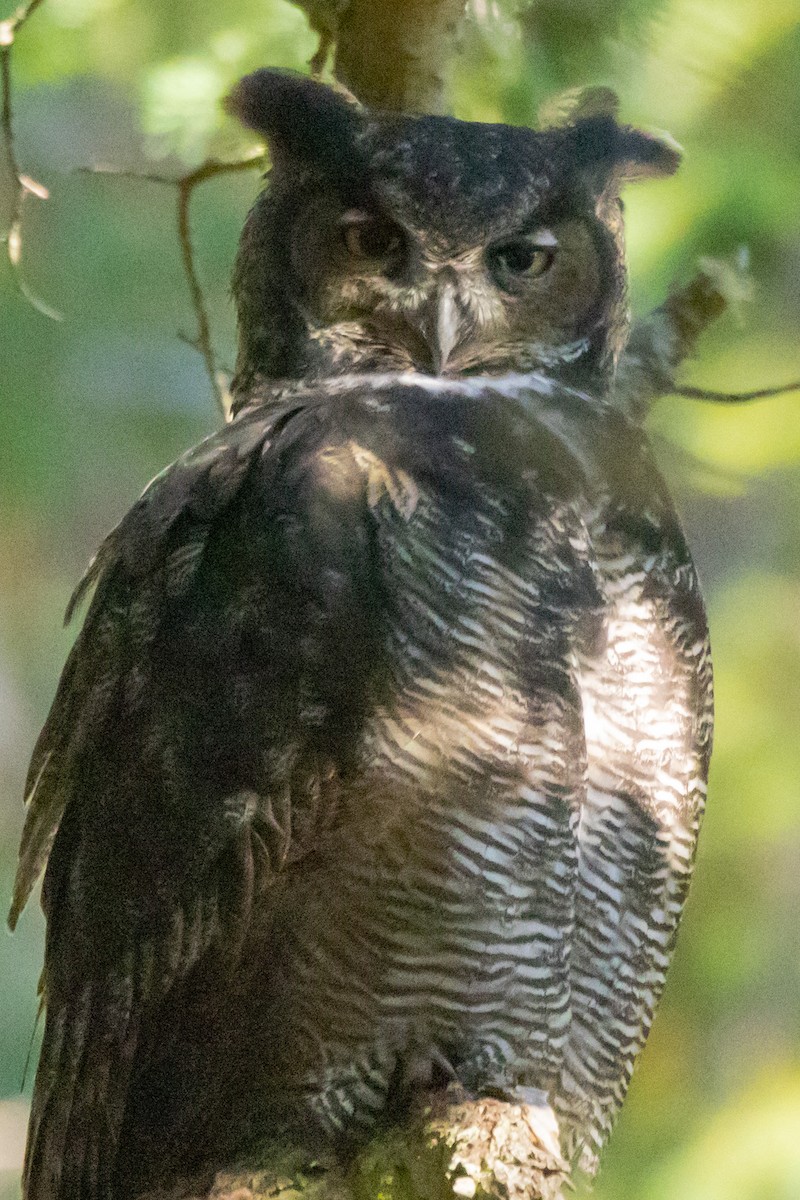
[244,374,710,1157]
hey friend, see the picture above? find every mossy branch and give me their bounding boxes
[134,1088,568,1200]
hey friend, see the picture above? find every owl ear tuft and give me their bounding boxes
[225,69,362,168]
[570,114,682,185]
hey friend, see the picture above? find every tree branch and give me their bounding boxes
[672,380,800,403]
[134,1088,568,1200]
[83,152,263,421]
[290,0,468,113]
[175,155,263,421]
[335,0,467,113]
[615,256,799,417]
[0,0,61,317]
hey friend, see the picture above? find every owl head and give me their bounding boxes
[227,70,679,399]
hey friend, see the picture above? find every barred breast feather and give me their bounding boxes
[10,372,711,1199]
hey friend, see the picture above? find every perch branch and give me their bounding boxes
[134,1087,568,1200]
[0,0,60,317]
[83,151,263,421]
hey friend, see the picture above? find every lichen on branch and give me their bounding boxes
[134,1087,568,1200]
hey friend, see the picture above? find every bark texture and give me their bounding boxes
[291,0,468,112]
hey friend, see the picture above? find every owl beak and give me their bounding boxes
[431,282,461,375]
[412,280,464,375]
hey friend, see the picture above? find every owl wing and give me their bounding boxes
[9,396,382,1200]
[556,413,714,1168]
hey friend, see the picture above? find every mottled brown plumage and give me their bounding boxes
[10,72,709,1200]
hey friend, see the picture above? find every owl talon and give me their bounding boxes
[349,442,420,519]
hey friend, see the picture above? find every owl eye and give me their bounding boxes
[341,212,403,265]
[487,236,557,288]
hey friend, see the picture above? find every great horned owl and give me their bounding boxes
[9,71,711,1200]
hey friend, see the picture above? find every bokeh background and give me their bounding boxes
[1,1,799,1197]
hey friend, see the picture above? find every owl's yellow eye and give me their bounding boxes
[487,236,557,288]
[341,212,403,263]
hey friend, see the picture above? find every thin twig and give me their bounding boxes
[177,155,263,420]
[673,380,800,403]
[83,151,263,421]
[0,0,61,317]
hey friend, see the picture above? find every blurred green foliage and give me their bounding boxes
[1,1,799,1197]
